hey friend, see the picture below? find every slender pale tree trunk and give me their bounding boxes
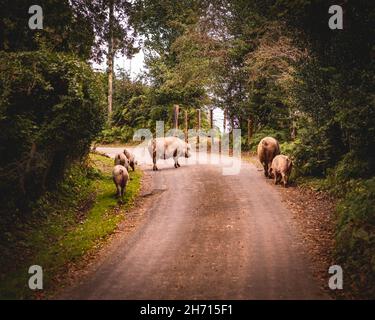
[247,117,253,145]
[107,0,114,122]
[209,108,214,151]
[291,123,297,140]
[197,109,201,145]
[184,109,188,142]
[223,108,227,132]
[173,105,179,131]
[291,110,297,140]
[209,109,213,129]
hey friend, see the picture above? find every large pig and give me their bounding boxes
[123,148,136,171]
[257,137,280,178]
[148,137,191,171]
[112,165,129,200]
[114,152,129,171]
[269,155,293,187]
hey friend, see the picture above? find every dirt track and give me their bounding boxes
[60,147,327,299]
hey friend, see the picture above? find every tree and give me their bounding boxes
[0,0,95,59]
[70,0,138,121]
[0,51,106,212]
[108,0,115,118]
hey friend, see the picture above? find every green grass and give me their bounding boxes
[0,154,142,299]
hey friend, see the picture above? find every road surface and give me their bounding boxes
[61,147,326,299]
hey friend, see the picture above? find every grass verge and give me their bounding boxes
[0,154,142,299]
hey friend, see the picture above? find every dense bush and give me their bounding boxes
[0,162,98,281]
[291,59,375,178]
[0,51,106,214]
[97,126,135,144]
[248,127,290,152]
[335,178,375,298]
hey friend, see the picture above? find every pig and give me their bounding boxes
[257,137,280,178]
[123,148,136,171]
[269,155,293,187]
[148,137,192,171]
[112,165,129,200]
[114,153,129,171]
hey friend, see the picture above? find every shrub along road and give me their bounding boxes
[61,147,327,299]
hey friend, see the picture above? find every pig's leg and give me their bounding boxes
[174,157,179,168]
[173,149,179,168]
[153,151,158,171]
[282,173,287,188]
[263,163,269,177]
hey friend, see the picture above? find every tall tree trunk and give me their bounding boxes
[247,117,253,145]
[173,104,179,130]
[223,108,227,132]
[291,114,297,140]
[230,118,235,132]
[209,109,213,129]
[184,109,188,142]
[197,109,201,145]
[290,110,297,140]
[209,108,214,148]
[291,125,297,140]
[107,0,114,122]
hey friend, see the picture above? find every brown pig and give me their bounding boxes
[123,148,136,171]
[269,155,293,187]
[112,165,129,200]
[114,153,129,171]
[257,137,280,178]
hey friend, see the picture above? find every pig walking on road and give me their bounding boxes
[257,137,280,178]
[148,137,191,171]
[123,148,136,171]
[114,153,129,171]
[112,165,129,200]
[269,155,293,188]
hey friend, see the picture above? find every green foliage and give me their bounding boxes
[0,161,96,298]
[279,139,299,157]
[291,58,375,178]
[144,25,215,109]
[295,156,375,298]
[248,127,289,152]
[291,124,344,177]
[98,126,135,144]
[131,0,203,54]
[331,153,371,185]
[0,154,142,299]
[96,71,210,144]
[0,51,106,214]
[112,76,151,128]
[335,178,375,298]
[71,0,138,62]
[0,0,95,59]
